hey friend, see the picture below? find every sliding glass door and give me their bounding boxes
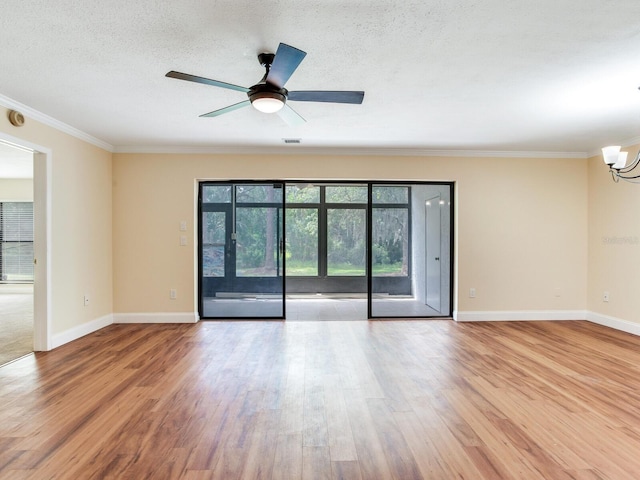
[199,183,285,318]
[369,183,452,318]
[199,181,453,320]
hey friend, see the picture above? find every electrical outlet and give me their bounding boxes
[603,291,610,302]
[83,295,90,307]
[469,288,476,298]
[170,289,177,300]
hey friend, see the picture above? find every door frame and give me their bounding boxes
[197,179,455,320]
[367,181,454,319]
[0,132,52,350]
[198,181,286,319]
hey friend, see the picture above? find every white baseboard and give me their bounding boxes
[586,311,640,336]
[455,310,587,322]
[52,314,113,349]
[454,309,640,337]
[46,310,639,352]
[113,312,199,324]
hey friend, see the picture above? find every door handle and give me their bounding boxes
[279,239,284,255]
[435,257,440,261]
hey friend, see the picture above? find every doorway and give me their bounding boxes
[0,142,34,365]
[200,183,285,318]
[198,181,453,320]
[285,183,368,320]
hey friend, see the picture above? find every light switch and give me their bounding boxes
[179,220,187,231]
[180,235,187,246]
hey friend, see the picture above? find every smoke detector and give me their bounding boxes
[8,110,24,127]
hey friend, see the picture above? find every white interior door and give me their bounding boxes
[425,195,441,312]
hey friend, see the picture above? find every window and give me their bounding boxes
[284,184,410,294]
[286,185,371,279]
[0,202,34,282]
[372,186,410,277]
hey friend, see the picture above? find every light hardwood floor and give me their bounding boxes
[0,284,33,366]
[1,319,640,479]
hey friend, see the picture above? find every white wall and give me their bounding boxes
[0,178,33,201]
[0,110,594,345]
[587,146,640,333]
[113,153,588,322]
[1,107,113,347]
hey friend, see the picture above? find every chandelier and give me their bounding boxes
[602,146,640,183]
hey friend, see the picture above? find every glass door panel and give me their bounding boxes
[199,182,285,319]
[202,211,226,278]
[369,184,452,318]
[325,186,367,203]
[236,207,280,277]
[327,208,366,276]
[285,208,318,276]
[372,208,408,277]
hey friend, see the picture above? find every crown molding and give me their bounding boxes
[587,135,640,158]
[0,94,591,159]
[620,135,640,148]
[0,94,114,153]
[114,144,588,159]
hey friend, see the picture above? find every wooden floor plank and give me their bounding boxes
[343,392,393,480]
[393,411,451,479]
[366,398,423,478]
[408,395,490,479]
[331,460,362,480]
[322,374,358,462]
[302,446,331,480]
[272,433,303,480]
[236,409,281,479]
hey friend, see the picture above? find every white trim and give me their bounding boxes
[621,135,640,148]
[0,94,114,152]
[114,144,588,159]
[51,314,113,349]
[454,310,640,338]
[455,310,587,322]
[586,311,640,337]
[114,312,199,324]
[33,151,52,351]
[587,135,640,158]
[0,93,588,159]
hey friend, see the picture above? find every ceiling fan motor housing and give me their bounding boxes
[248,83,288,109]
[258,53,275,67]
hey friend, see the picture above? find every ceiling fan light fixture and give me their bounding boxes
[601,145,640,183]
[250,91,286,113]
[602,145,621,166]
[613,151,629,169]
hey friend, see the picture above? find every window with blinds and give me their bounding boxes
[0,202,34,282]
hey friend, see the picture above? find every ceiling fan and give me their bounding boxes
[166,42,365,125]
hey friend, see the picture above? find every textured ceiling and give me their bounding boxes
[2,0,640,154]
